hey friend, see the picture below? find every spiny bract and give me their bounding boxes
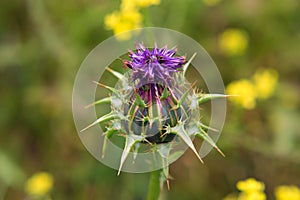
[82,44,226,185]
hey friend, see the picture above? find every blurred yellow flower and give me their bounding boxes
[25,172,53,197]
[235,178,266,200]
[226,79,257,109]
[135,0,160,7]
[252,69,278,99]
[238,192,266,200]
[121,0,137,11]
[121,0,160,10]
[224,179,300,200]
[219,28,248,56]
[104,0,160,40]
[227,68,278,109]
[275,185,300,200]
[237,178,265,193]
[104,10,142,40]
[203,0,222,6]
[104,11,120,30]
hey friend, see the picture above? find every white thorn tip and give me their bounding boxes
[106,67,124,80]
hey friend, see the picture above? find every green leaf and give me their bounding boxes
[84,97,111,108]
[171,84,194,110]
[106,67,124,80]
[167,123,203,163]
[93,81,122,99]
[118,135,144,175]
[160,87,170,100]
[197,93,229,105]
[102,122,122,158]
[0,152,25,186]
[198,122,219,132]
[183,52,197,76]
[135,93,146,108]
[80,112,117,132]
[195,124,225,157]
[102,136,108,159]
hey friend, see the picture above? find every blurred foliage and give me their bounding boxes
[0,0,300,199]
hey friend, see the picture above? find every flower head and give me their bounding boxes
[237,178,265,193]
[275,185,300,200]
[226,79,257,109]
[135,0,160,7]
[25,172,53,197]
[252,69,278,99]
[124,44,186,86]
[219,28,248,56]
[115,45,189,144]
[104,10,142,40]
[82,43,226,183]
[227,68,278,109]
[104,0,160,40]
[238,192,266,200]
[235,178,266,200]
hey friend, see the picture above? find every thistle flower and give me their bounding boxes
[82,44,226,183]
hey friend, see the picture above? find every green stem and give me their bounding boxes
[146,170,161,200]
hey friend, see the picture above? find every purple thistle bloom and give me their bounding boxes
[124,44,186,87]
[119,44,189,143]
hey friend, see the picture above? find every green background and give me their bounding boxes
[0,0,299,199]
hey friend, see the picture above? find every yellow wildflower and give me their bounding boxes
[237,178,265,193]
[236,178,266,200]
[226,79,257,109]
[252,69,278,99]
[238,192,266,200]
[203,0,222,7]
[25,172,54,197]
[275,185,300,200]
[104,0,160,40]
[104,11,121,30]
[135,0,161,7]
[104,10,142,40]
[239,193,266,200]
[121,0,138,11]
[121,9,143,23]
[121,0,160,10]
[223,178,267,200]
[219,28,248,56]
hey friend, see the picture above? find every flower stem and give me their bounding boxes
[146,170,161,200]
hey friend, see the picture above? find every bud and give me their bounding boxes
[82,43,226,182]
